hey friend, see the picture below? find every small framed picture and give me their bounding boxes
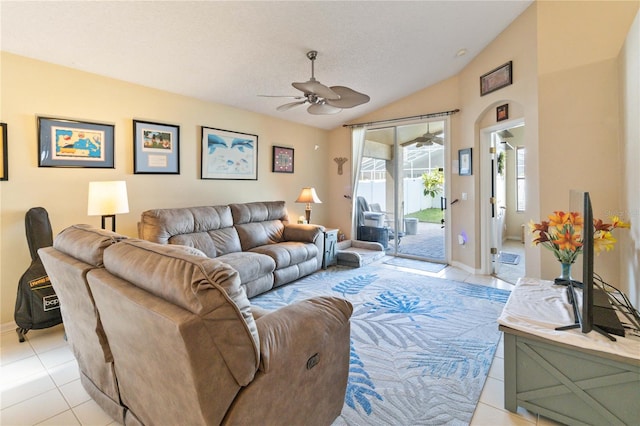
[1,123,7,181]
[459,148,472,176]
[133,120,180,174]
[38,117,114,168]
[201,127,258,180]
[480,61,513,96]
[272,146,294,173]
[496,104,509,122]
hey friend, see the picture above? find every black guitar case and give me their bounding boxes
[14,207,62,342]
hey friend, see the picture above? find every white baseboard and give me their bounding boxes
[448,260,481,275]
[1,321,18,335]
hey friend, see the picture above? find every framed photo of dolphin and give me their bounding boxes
[201,126,258,180]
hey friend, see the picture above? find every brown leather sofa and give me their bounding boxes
[138,201,324,298]
[41,225,352,425]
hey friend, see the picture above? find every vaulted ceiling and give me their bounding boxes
[1,1,532,130]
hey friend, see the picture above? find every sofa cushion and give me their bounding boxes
[250,241,319,269]
[102,239,259,386]
[231,201,290,250]
[139,206,242,257]
[217,251,275,285]
[53,224,127,267]
[230,201,289,225]
[234,220,285,251]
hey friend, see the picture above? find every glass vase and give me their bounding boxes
[557,262,573,282]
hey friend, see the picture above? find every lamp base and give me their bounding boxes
[305,208,311,224]
[101,214,116,232]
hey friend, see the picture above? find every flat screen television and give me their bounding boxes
[556,190,624,341]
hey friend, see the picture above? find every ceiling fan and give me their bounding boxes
[405,124,444,147]
[262,50,370,115]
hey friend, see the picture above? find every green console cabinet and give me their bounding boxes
[499,278,640,426]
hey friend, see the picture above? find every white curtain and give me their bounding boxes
[350,126,367,236]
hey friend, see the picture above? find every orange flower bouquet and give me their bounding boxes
[529,211,630,265]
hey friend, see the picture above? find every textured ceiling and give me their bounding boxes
[1,1,532,130]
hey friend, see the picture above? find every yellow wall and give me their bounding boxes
[619,10,640,308]
[0,53,330,324]
[328,4,539,275]
[536,0,639,290]
[328,0,639,302]
[2,1,639,325]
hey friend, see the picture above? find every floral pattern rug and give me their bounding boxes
[251,264,510,425]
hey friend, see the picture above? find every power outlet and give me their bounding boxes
[461,192,467,200]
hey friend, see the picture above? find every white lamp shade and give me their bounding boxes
[295,187,322,204]
[87,181,130,216]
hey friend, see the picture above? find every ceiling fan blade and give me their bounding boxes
[411,136,429,143]
[277,100,307,112]
[307,102,342,115]
[258,94,305,99]
[326,86,370,108]
[292,80,339,100]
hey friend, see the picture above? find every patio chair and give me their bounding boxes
[355,197,403,248]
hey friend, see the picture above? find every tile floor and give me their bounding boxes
[496,240,526,285]
[0,263,562,426]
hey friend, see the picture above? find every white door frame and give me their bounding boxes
[480,118,524,274]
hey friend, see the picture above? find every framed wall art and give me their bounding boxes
[133,120,180,174]
[480,61,513,96]
[459,148,472,176]
[38,116,114,168]
[1,123,7,181]
[272,145,294,173]
[201,126,258,180]
[496,104,509,122]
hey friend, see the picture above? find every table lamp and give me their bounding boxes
[87,181,129,232]
[295,187,322,224]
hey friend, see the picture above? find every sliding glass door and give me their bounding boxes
[356,119,447,263]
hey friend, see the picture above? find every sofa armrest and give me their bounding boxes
[282,223,323,243]
[223,296,352,425]
[256,296,352,373]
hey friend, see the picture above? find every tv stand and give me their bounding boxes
[498,278,640,425]
[555,281,617,341]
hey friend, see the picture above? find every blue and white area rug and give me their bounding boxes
[383,257,447,274]
[251,264,510,425]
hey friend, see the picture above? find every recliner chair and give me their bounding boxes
[39,225,129,422]
[89,238,353,425]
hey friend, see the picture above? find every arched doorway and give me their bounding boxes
[479,102,527,283]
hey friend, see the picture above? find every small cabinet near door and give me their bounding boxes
[323,228,338,269]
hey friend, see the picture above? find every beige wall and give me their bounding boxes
[328,4,539,275]
[329,0,639,296]
[536,0,639,291]
[619,10,640,308]
[0,53,330,324]
[2,1,639,325]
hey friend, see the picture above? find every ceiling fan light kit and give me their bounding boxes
[268,50,370,115]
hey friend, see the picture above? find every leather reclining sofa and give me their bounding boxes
[138,201,324,298]
[40,224,353,425]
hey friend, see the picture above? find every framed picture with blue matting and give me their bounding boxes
[38,116,114,168]
[133,120,180,174]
